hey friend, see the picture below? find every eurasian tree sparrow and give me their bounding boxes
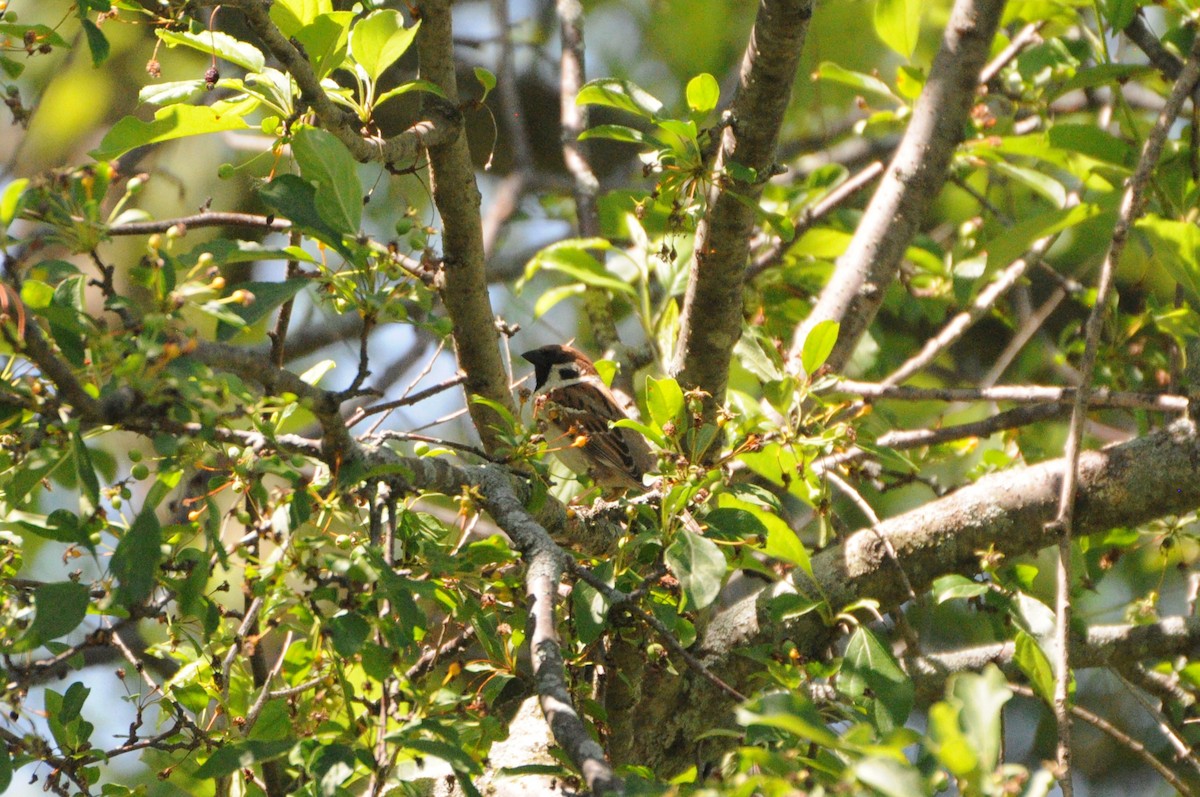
[521,344,655,491]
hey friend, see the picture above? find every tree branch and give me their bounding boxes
[672,0,814,425]
[416,0,517,453]
[790,0,1005,373]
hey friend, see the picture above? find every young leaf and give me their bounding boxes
[817,61,901,104]
[873,0,921,59]
[800,319,839,376]
[350,10,419,83]
[686,73,720,113]
[576,78,663,120]
[475,67,497,101]
[645,376,685,431]
[294,12,354,80]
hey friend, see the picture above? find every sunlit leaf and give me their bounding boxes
[91,105,252,161]
[577,77,663,119]
[350,10,419,83]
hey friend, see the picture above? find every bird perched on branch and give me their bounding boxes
[521,344,655,491]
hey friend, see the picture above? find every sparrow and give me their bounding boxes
[521,344,656,491]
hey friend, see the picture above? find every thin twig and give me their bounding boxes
[108,212,293,236]
[882,193,1079,387]
[1048,36,1200,796]
[823,470,923,655]
[1116,671,1200,778]
[1009,683,1195,797]
[747,161,885,279]
[831,380,1191,412]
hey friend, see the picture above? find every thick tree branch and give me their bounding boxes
[416,0,516,453]
[672,0,814,424]
[613,421,1200,771]
[789,0,1005,374]
[709,420,1200,660]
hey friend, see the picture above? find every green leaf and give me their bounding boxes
[928,700,978,778]
[983,201,1107,271]
[840,626,913,733]
[932,574,988,603]
[0,178,29,232]
[949,665,1011,775]
[1136,215,1200,302]
[0,23,70,49]
[1048,63,1153,101]
[525,238,634,296]
[91,105,251,161]
[645,376,684,431]
[216,278,309,340]
[685,73,720,113]
[703,507,767,542]
[0,740,10,793]
[475,66,496,101]
[988,159,1067,208]
[375,79,447,108]
[572,561,613,645]
[736,691,840,747]
[295,12,354,80]
[327,611,370,657]
[292,126,363,235]
[577,124,652,145]
[817,61,901,104]
[258,174,348,253]
[156,28,266,72]
[576,78,663,120]
[532,283,586,318]
[311,744,356,795]
[194,739,296,779]
[854,757,924,797]
[665,532,725,610]
[611,418,667,449]
[1103,0,1136,29]
[138,79,209,107]
[270,0,332,37]
[398,738,481,775]
[350,10,419,83]
[874,0,921,58]
[71,430,100,515]
[800,319,839,375]
[81,19,110,66]
[1046,124,1133,166]
[1013,630,1055,704]
[111,506,162,609]
[16,582,90,652]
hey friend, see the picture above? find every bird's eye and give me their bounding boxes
[559,367,579,380]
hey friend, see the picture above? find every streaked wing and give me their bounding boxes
[544,381,654,482]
